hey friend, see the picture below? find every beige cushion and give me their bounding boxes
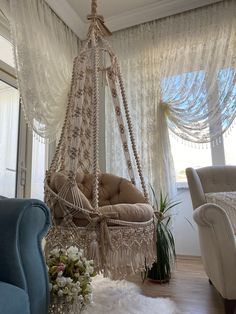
[76,172,147,206]
[186,166,236,209]
[51,172,93,210]
[50,171,152,225]
[100,203,154,222]
[197,166,236,193]
[50,172,93,226]
[205,192,236,234]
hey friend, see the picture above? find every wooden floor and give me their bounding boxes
[128,257,225,314]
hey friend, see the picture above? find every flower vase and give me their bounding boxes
[49,296,84,314]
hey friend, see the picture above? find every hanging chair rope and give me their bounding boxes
[91,0,97,16]
[91,31,100,210]
[87,0,112,37]
[45,0,154,277]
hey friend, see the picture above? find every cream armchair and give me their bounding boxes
[186,166,236,314]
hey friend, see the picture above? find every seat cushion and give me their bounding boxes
[100,203,154,222]
[0,281,30,314]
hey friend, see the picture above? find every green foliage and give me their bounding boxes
[147,189,180,282]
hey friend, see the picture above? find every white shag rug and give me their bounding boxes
[84,276,179,314]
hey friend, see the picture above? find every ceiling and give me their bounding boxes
[46,0,222,39]
[67,0,160,22]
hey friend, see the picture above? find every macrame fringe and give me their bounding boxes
[45,222,155,279]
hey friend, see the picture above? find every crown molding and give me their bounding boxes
[106,0,222,33]
[47,0,222,40]
[45,0,87,39]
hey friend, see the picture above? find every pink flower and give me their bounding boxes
[57,263,66,273]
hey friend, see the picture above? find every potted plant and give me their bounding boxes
[145,189,180,283]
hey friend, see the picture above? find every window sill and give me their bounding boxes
[176,182,189,190]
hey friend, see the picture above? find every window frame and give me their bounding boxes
[0,29,36,198]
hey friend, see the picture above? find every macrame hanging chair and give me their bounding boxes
[45,0,155,277]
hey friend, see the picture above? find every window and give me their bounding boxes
[0,35,15,67]
[169,134,212,183]
[31,136,46,200]
[162,71,212,184]
[0,80,19,197]
[224,127,236,165]
[166,67,236,185]
[218,68,236,166]
[0,32,47,199]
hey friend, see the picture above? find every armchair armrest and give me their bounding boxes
[0,199,51,314]
[186,167,206,208]
[194,203,236,299]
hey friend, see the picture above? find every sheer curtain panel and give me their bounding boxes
[106,0,236,196]
[2,0,80,141]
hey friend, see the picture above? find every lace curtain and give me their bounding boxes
[1,0,80,141]
[106,0,236,196]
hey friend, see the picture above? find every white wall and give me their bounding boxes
[173,187,201,256]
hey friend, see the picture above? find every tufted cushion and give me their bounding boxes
[76,172,147,206]
[100,203,154,222]
[186,166,236,209]
[197,166,236,194]
[50,172,93,225]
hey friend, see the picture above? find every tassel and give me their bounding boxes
[89,231,100,267]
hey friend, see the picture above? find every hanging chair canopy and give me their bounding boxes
[45,0,155,277]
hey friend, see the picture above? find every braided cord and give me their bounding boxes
[91,31,100,210]
[91,0,97,16]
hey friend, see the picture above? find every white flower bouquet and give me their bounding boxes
[47,246,96,313]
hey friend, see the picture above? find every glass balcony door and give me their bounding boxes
[0,80,20,197]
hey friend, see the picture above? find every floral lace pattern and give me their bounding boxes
[106,0,236,197]
[8,0,80,141]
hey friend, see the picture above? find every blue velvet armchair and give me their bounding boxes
[0,199,51,314]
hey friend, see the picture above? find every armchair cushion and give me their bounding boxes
[196,166,236,193]
[0,281,30,314]
[205,192,236,234]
